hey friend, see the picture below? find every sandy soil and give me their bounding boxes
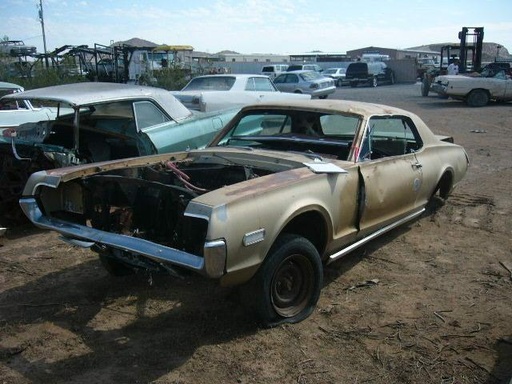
[1,84,511,384]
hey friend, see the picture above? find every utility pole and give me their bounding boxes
[38,0,49,68]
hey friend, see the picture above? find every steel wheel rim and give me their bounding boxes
[271,254,314,318]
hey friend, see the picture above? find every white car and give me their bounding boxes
[273,70,336,99]
[0,82,60,131]
[430,68,512,107]
[323,67,347,87]
[171,74,310,112]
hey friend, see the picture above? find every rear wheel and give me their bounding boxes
[250,234,323,327]
[466,89,490,107]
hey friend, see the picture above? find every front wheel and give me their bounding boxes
[466,89,490,107]
[319,95,328,99]
[250,234,323,327]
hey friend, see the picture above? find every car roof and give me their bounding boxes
[193,74,270,79]
[283,70,317,73]
[0,81,23,90]
[238,99,418,117]
[2,82,192,121]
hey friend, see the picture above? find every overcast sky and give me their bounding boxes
[2,0,512,56]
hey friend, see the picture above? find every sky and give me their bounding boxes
[2,0,512,56]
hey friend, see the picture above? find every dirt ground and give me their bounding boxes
[1,83,511,384]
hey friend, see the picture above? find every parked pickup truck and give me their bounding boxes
[430,65,512,107]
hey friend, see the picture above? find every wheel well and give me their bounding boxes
[437,170,454,199]
[466,88,490,99]
[281,211,328,257]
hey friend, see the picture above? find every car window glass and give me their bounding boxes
[183,76,236,91]
[300,72,321,81]
[286,74,298,84]
[248,77,276,91]
[221,113,291,144]
[0,99,24,110]
[320,114,360,137]
[133,101,170,130]
[359,116,423,160]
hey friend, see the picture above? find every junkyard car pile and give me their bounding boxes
[171,74,310,112]
[429,64,512,106]
[19,99,469,326]
[0,82,239,224]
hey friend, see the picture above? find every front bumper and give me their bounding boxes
[430,82,448,96]
[20,197,227,279]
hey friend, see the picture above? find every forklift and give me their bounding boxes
[421,27,484,96]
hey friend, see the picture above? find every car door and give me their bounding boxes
[279,74,299,93]
[356,115,424,234]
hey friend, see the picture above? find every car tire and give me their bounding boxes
[389,72,395,85]
[466,89,490,107]
[337,79,342,87]
[319,95,328,99]
[250,234,323,327]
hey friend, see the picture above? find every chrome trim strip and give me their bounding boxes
[328,208,425,264]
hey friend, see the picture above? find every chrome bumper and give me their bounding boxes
[19,197,226,278]
[430,83,447,95]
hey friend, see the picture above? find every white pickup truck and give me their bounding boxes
[430,65,512,107]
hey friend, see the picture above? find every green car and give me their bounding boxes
[0,82,239,224]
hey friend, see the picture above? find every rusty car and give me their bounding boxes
[430,65,512,107]
[0,82,238,224]
[20,99,469,326]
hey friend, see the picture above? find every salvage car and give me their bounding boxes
[0,81,61,131]
[430,67,512,107]
[171,74,310,112]
[20,99,469,326]
[273,70,336,98]
[0,40,37,56]
[0,82,238,224]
